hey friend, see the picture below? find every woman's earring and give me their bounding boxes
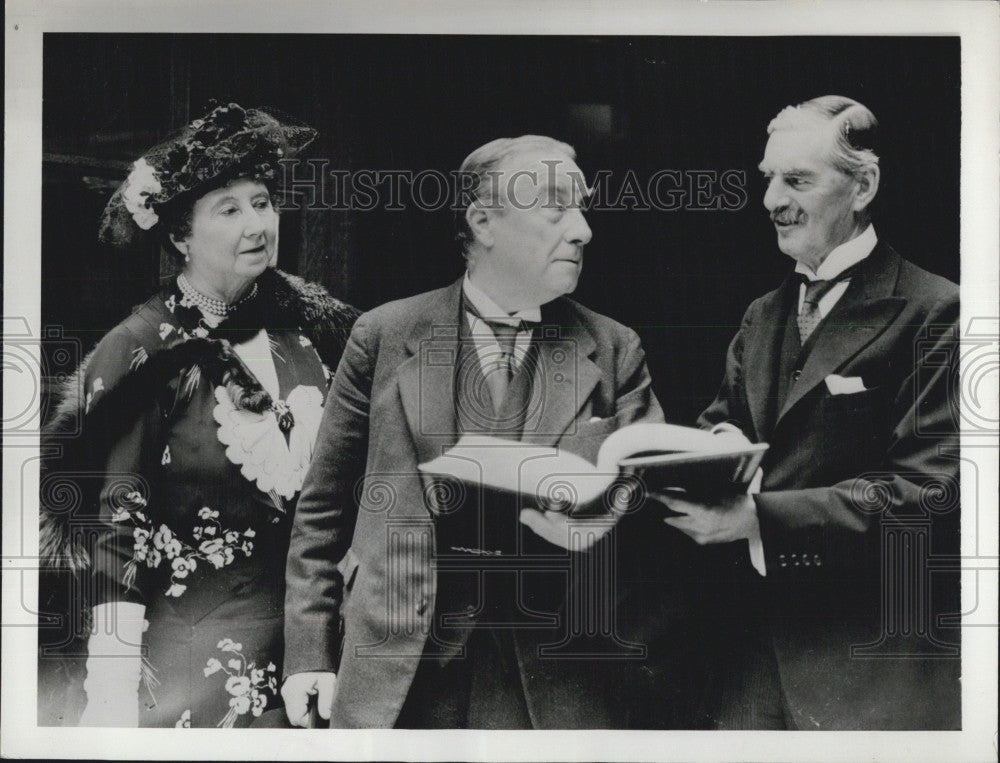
[184,253,190,263]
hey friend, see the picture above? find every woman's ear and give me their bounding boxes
[169,234,189,259]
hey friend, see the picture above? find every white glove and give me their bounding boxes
[79,602,146,727]
[282,671,336,727]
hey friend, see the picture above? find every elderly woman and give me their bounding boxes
[40,103,359,727]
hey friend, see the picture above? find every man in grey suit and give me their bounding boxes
[281,135,663,728]
[659,96,961,729]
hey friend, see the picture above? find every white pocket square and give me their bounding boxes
[825,374,868,395]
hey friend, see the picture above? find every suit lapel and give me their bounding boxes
[742,280,797,440]
[528,298,601,448]
[397,287,602,455]
[776,243,906,424]
[398,278,464,467]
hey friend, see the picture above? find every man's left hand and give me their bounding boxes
[657,491,760,545]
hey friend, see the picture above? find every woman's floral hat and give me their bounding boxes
[99,102,317,247]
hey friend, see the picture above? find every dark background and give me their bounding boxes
[42,34,960,425]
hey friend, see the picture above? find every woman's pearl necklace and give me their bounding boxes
[177,273,258,317]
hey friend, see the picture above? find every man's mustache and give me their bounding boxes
[770,210,801,225]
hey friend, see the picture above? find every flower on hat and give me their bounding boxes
[100,102,316,247]
[121,158,163,230]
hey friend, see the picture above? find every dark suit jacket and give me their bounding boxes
[284,277,663,728]
[699,242,961,729]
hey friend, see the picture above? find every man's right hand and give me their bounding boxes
[282,671,336,727]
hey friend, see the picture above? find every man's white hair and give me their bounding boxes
[768,95,879,179]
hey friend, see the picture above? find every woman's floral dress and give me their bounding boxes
[76,279,332,727]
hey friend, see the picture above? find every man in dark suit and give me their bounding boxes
[658,95,961,729]
[281,135,663,728]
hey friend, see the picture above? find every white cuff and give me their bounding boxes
[746,470,766,576]
[747,533,767,577]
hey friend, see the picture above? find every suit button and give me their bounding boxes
[778,554,786,561]
[464,604,476,617]
[791,370,802,382]
[814,555,822,566]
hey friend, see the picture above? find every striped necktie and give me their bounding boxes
[482,319,523,411]
[796,263,863,344]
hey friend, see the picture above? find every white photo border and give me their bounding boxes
[4,1,998,761]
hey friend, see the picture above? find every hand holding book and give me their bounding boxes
[417,422,769,550]
[656,490,761,544]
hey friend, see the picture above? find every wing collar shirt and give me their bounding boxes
[794,224,878,316]
[462,272,539,377]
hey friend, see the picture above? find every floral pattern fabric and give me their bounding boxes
[75,282,329,727]
[121,495,257,598]
[204,639,279,727]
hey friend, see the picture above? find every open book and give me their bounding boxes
[418,422,768,514]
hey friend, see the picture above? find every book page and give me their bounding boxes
[595,422,745,470]
[419,435,612,504]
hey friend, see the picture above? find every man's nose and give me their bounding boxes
[763,178,786,212]
[565,208,592,246]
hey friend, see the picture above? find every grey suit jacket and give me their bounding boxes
[284,277,663,728]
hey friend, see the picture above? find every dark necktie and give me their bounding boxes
[796,264,861,344]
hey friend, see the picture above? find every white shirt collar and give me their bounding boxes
[795,224,878,281]
[462,273,542,325]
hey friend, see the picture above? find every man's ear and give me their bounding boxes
[465,205,494,248]
[852,164,880,212]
